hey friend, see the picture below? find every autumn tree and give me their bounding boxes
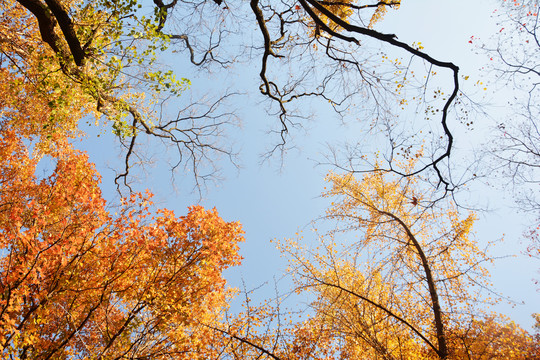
[210,157,539,359]
[4,0,537,357]
[0,18,245,356]
[281,160,491,358]
[0,134,245,358]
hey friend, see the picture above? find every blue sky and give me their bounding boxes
[76,0,539,330]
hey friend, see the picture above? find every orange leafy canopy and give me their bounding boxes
[1,0,246,357]
[0,134,244,358]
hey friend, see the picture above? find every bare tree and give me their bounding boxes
[7,0,470,192]
[482,0,540,213]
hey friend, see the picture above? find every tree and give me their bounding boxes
[212,157,539,359]
[3,1,538,358]
[151,0,463,190]
[0,45,245,357]
[477,0,540,286]
[481,1,540,213]
[281,159,489,359]
[0,136,244,358]
[0,1,93,153]
[1,0,237,191]
[5,0,469,191]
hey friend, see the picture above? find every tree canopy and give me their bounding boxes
[1,0,539,358]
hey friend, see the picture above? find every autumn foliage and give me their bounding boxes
[251,159,539,359]
[304,0,400,36]
[2,0,540,358]
[1,4,244,357]
[0,135,244,358]
[180,158,540,359]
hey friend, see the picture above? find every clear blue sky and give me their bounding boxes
[77,0,539,330]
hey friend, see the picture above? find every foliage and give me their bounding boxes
[0,2,92,151]
[0,134,244,357]
[0,13,244,355]
[449,315,540,359]
[303,0,400,36]
[2,0,234,190]
[368,0,401,28]
[2,0,539,358]
[200,157,538,359]
[278,159,489,358]
[2,0,178,126]
[206,157,539,359]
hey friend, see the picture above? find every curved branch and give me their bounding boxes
[310,278,440,355]
[250,0,289,144]
[303,0,460,190]
[375,208,448,359]
[207,325,284,360]
[114,119,137,194]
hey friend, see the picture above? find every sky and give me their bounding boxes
[77,0,540,330]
